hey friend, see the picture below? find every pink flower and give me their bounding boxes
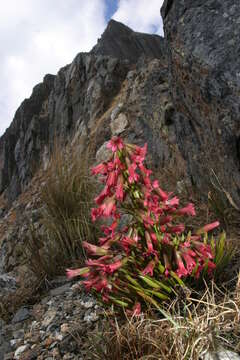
[206,260,216,276]
[85,254,112,266]
[196,221,220,235]
[101,221,118,236]
[132,302,141,316]
[150,232,158,245]
[139,163,152,177]
[104,260,123,274]
[176,262,188,278]
[132,144,147,164]
[95,185,110,205]
[152,180,169,201]
[66,268,89,278]
[168,224,185,234]
[182,253,196,274]
[106,170,118,187]
[166,196,179,207]
[142,260,155,276]
[83,275,109,292]
[177,203,196,216]
[162,233,170,244]
[159,215,172,225]
[144,231,158,256]
[101,196,116,217]
[91,163,108,175]
[83,241,109,256]
[193,242,214,259]
[128,163,139,183]
[91,207,101,221]
[175,252,188,278]
[116,174,124,201]
[94,277,109,292]
[107,137,124,152]
[121,236,136,254]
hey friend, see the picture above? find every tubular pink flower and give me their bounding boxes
[168,224,185,234]
[196,221,220,235]
[104,260,123,274]
[101,221,118,236]
[142,260,156,276]
[193,242,214,259]
[91,207,101,222]
[133,143,147,162]
[152,180,169,201]
[94,277,109,292]
[162,233,170,244]
[107,170,118,187]
[182,253,196,274]
[116,174,124,201]
[95,185,110,205]
[177,203,196,216]
[91,163,108,175]
[66,268,86,278]
[206,260,216,276]
[159,215,172,225]
[128,163,139,183]
[101,196,116,217]
[139,163,152,177]
[176,262,188,278]
[107,137,124,152]
[175,252,188,278]
[121,236,136,254]
[150,232,158,245]
[166,196,179,207]
[83,241,109,256]
[132,302,141,316]
[85,255,112,267]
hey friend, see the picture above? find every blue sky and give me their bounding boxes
[0,0,164,135]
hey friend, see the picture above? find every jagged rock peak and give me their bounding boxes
[91,19,165,62]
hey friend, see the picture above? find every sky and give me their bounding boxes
[0,0,164,136]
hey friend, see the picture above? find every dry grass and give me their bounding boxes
[25,141,99,278]
[88,277,240,360]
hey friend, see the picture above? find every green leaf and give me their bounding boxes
[139,275,173,293]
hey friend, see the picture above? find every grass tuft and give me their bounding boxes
[88,280,240,360]
[25,141,99,278]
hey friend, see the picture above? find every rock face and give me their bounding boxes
[0,20,167,205]
[92,19,165,62]
[1,10,240,272]
[0,75,55,202]
[161,0,240,206]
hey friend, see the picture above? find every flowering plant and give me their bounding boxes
[67,137,220,313]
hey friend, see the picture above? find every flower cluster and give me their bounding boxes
[67,137,219,312]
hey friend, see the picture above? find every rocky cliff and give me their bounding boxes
[0,19,168,205]
[0,4,240,271]
[1,7,240,211]
[161,0,240,207]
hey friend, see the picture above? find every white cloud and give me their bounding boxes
[0,0,106,135]
[113,0,164,36]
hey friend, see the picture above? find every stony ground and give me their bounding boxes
[0,277,105,360]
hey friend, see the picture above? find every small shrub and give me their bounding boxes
[67,137,230,313]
